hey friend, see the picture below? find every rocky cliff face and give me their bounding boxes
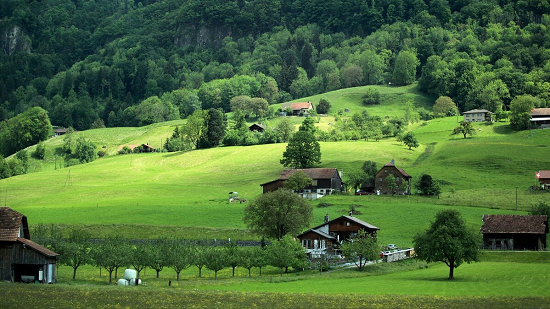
[174,24,232,49]
[2,25,31,55]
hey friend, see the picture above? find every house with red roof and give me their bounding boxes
[281,102,313,116]
[260,168,343,198]
[481,214,548,250]
[0,207,59,283]
[374,161,412,195]
[530,108,550,128]
[536,170,550,189]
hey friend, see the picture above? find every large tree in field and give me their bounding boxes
[244,189,313,240]
[402,131,419,150]
[280,117,321,168]
[452,121,476,139]
[181,110,205,149]
[413,209,480,280]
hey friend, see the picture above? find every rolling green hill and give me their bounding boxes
[4,86,549,246]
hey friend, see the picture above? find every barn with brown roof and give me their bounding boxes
[374,161,412,195]
[481,214,548,250]
[0,207,59,283]
[260,168,343,198]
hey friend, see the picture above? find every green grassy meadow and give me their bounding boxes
[3,85,550,307]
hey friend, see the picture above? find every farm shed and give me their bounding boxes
[481,214,548,251]
[530,108,550,128]
[297,215,380,255]
[536,170,550,189]
[374,161,411,195]
[0,207,59,283]
[248,123,265,132]
[260,168,343,197]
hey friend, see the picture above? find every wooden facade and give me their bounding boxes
[0,207,59,283]
[374,161,412,195]
[297,215,380,255]
[260,168,343,197]
[481,215,548,251]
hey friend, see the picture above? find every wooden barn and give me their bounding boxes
[297,215,380,255]
[374,161,412,195]
[248,123,265,132]
[260,168,343,198]
[0,207,59,283]
[481,214,548,251]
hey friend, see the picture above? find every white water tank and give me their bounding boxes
[123,269,137,280]
[38,270,43,281]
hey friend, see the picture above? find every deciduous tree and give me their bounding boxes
[340,230,380,271]
[244,189,313,240]
[413,210,480,280]
[280,117,320,168]
[402,132,419,150]
[452,121,476,139]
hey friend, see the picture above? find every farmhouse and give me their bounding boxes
[462,109,492,122]
[248,123,265,132]
[536,170,550,189]
[117,143,156,153]
[374,161,412,195]
[297,215,380,255]
[481,214,548,250]
[260,168,343,198]
[281,102,313,116]
[0,207,59,283]
[530,108,550,128]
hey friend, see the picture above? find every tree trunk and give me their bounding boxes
[198,266,202,278]
[176,271,180,281]
[73,267,77,280]
[448,266,454,280]
[156,270,160,278]
[248,269,251,278]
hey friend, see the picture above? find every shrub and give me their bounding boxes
[362,88,381,105]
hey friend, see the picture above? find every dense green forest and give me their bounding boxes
[1,0,550,136]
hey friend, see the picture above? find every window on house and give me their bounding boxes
[314,239,319,249]
[384,169,388,173]
[346,222,350,226]
[302,239,311,248]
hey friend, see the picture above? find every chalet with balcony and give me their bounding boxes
[281,102,313,116]
[297,215,380,256]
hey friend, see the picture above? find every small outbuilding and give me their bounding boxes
[536,170,550,189]
[248,123,265,132]
[0,207,59,283]
[530,108,550,128]
[481,214,548,250]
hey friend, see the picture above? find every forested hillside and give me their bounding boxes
[1,0,549,133]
